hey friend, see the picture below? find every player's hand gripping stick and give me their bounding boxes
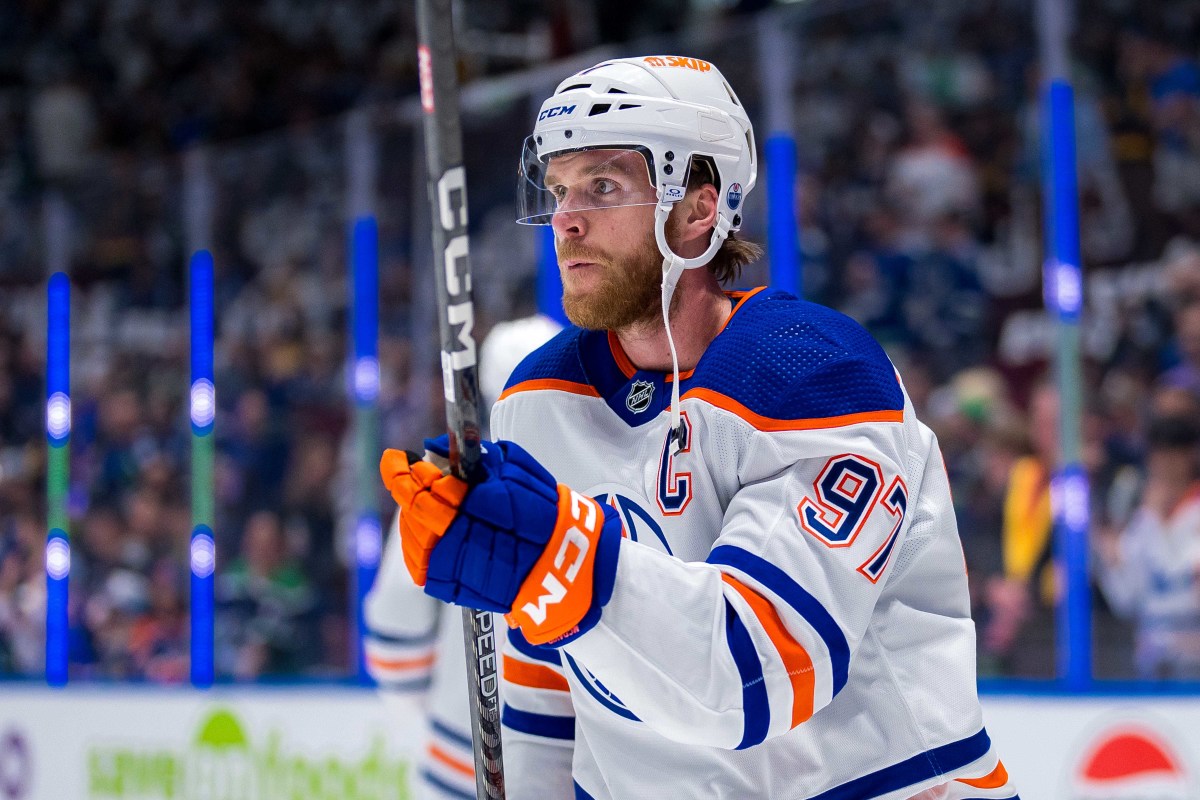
[381,438,623,645]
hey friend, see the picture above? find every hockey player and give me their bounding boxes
[381,56,1018,799]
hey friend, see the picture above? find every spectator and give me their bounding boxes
[83,567,150,679]
[215,509,318,679]
[991,382,1058,676]
[28,69,97,186]
[128,559,189,683]
[1159,300,1200,399]
[0,533,42,676]
[1097,415,1200,678]
[885,97,981,240]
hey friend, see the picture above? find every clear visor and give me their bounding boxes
[515,138,659,225]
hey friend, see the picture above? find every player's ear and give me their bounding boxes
[679,184,719,246]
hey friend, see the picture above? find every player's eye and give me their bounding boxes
[593,178,618,195]
[547,184,567,202]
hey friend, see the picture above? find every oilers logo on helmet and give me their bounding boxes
[726,182,742,210]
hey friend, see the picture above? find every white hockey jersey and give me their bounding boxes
[489,288,1017,800]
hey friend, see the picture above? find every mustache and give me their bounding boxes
[555,241,609,264]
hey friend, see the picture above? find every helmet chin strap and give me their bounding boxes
[653,202,732,455]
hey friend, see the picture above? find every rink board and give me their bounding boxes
[1,687,1199,798]
[0,685,425,800]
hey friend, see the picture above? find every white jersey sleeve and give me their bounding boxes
[364,512,439,693]
[365,513,482,800]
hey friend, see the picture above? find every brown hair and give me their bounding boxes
[686,157,763,284]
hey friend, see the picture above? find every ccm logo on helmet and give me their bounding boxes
[643,56,711,72]
[538,104,577,121]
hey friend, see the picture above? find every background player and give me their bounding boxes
[364,300,560,799]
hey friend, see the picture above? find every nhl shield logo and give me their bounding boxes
[626,380,655,414]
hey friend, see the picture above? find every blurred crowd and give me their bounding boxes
[0,0,696,163]
[3,0,1200,682]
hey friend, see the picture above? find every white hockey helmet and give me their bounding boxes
[516,55,757,257]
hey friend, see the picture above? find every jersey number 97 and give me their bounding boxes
[798,454,897,548]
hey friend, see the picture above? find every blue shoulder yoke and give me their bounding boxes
[499,290,903,427]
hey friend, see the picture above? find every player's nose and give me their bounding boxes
[550,206,586,239]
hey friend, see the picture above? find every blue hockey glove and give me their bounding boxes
[409,437,623,646]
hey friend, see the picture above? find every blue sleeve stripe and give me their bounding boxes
[807,728,992,800]
[574,781,598,800]
[708,545,851,696]
[430,718,474,751]
[502,705,575,740]
[420,768,476,800]
[508,628,563,665]
[725,601,770,749]
[364,626,438,647]
[375,677,432,693]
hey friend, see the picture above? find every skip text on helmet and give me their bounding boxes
[642,56,711,72]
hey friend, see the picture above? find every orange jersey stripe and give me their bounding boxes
[503,654,570,692]
[366,653,435,671]
[681,387,903,432]
[607,331,637,379]
[607,333,697,383]
[428,742,475,778]
[721,574,815,728]
[957,761,1009,789]
[606,288,766,384]
[498,378,601,402]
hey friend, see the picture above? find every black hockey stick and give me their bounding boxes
[415,0,505,797]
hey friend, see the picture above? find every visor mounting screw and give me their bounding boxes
[665,151,674,161]
[564,130,573,139]
[733,214,741,226]
[663,164,673,175]
[536,135,542,145]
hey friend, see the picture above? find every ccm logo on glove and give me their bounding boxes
[509,489,598,631]
[381,437,622,647]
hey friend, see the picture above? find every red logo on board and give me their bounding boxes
[1072,724,1191,799]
